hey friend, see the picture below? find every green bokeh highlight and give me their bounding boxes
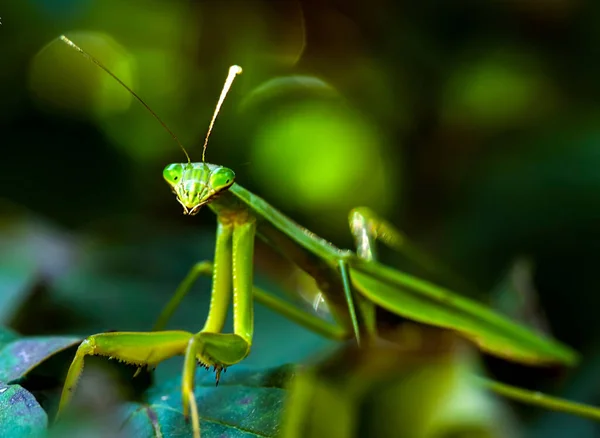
[250,99,396,222]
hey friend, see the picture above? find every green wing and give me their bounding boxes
[350,257,578,366]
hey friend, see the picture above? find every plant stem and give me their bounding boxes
[476,376,600,421]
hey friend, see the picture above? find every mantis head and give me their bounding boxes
[160,65,242,216]
[163,162,235,215]
[58,37,242,217]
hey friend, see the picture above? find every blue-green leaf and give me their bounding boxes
[0,336,81,383]
[120,365,293,438]
[0,383,48,437]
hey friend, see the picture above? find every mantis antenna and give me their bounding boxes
[58,35,243,163]
[201,65,242,162]
[58,35,191,163]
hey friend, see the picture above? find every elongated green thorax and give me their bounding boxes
[163,162,236,215]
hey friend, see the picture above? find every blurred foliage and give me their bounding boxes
[282,326,515,438]
[1,0,600,436]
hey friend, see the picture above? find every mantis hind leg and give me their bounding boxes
[346,206,453,340]
[337,206,413,341]
[349,207,471,292]
[349,207,404,262]
[153,261,214,332]
[340,205,469,342]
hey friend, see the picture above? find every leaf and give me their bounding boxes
[0,328,55,437]
[0,330,82,437]
[120,365,293,438]
[0,336,81,383]
[0,383,48,437]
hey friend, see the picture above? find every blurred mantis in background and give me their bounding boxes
[52,35,598,438]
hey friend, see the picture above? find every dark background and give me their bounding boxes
[1,1,600,436]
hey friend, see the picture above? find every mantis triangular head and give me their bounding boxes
[162,65,242,215]
[163,163,235,215]
[59,35,242,216]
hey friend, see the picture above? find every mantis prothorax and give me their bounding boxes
[54,35,594,438]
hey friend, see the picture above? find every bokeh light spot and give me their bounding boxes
[250,99,396,223]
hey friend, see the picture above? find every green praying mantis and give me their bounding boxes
[53,35,598,438]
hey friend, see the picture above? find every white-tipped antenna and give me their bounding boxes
[58,35,192,163]
[202,65,242,162]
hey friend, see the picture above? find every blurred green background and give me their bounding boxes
[2,0,600,435]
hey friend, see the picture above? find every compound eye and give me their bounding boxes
[209,167,235,191]
[163,163,184,185]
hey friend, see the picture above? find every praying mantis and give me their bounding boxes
[52,35,592,438]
